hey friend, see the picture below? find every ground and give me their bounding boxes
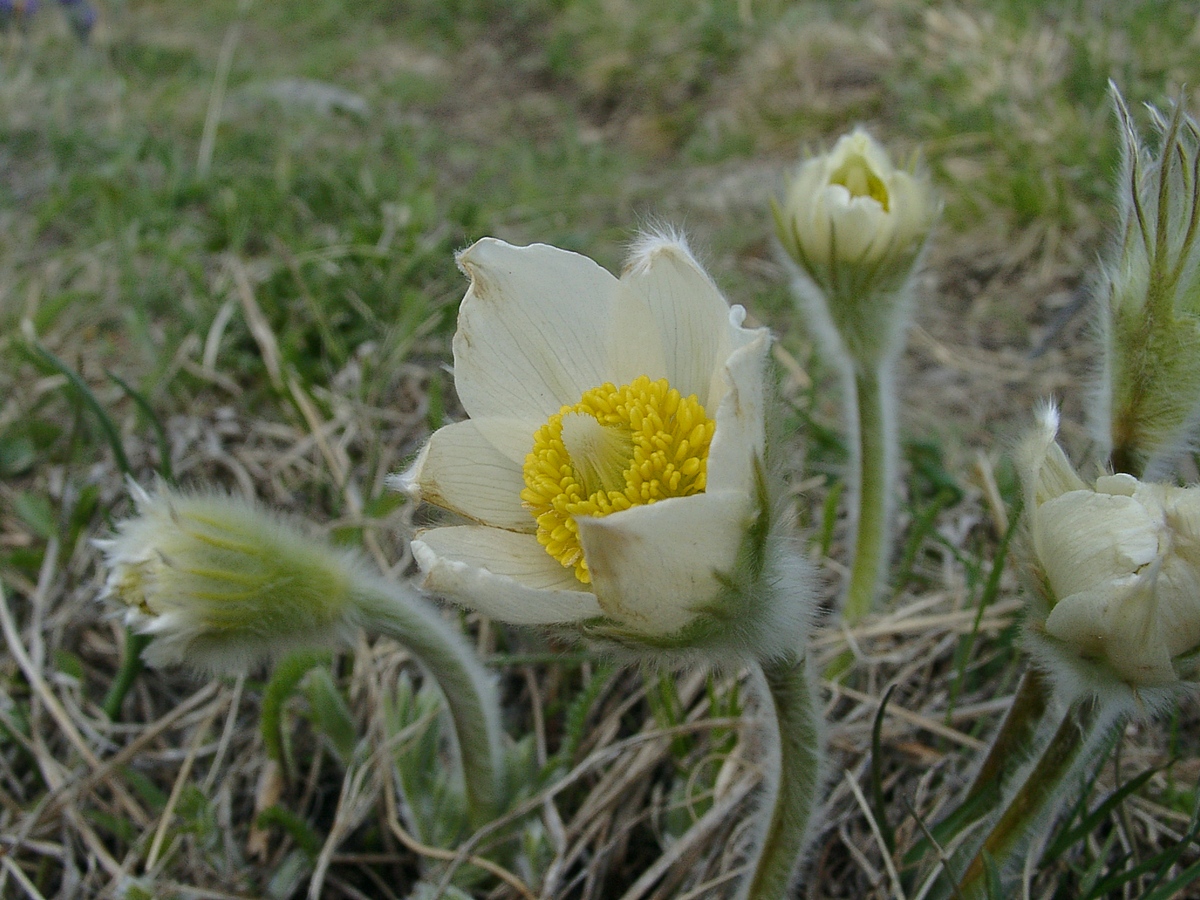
[2,1,1200,898]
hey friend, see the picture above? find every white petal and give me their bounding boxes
[1035,491,1159,601]
[453,239,621,421]
[576,491,750,636]
[618,237,731,406]
[706,328,771,495]
[1045,581,1175,685]
[1152,555,1200,659]
[412,526,601,624]
[471,417,540,466]
[399,421,533,532]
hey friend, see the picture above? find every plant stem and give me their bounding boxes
[844,365,893,623]
[961,668,1051,807]
[359,581,504,826]
[954,696,1106,898]
[102,630,151,720]
[911,669,1054,886]
[740,655,822,900]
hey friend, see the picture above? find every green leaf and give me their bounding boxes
[301,667,358,764]
[14,492,56,540]
[870,683,897,855]
[27,340,133,476]
[260,650,332,775]
[107,370,174,482]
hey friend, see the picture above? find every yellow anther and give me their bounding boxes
[522,375,715,583]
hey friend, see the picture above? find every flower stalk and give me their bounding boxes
[843,365,896,623]
[355,581,503,824]
[740,654,822,900]
[951,697,1114,899]
[775,129,934,622]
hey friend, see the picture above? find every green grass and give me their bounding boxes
[4,0,1200,897]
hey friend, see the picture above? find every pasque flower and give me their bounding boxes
[1094,88,1200,478]
[97,481,367,673]
[398,233,807,658]
[98,480,505,819]
[773,128,934,624]
[1017,404,1200,689]
[774,127,933,366]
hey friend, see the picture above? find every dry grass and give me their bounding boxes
[4,1,1200,898]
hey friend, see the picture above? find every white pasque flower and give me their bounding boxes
[777,128,932,290]
[97,482,365,674]
[397,234,791,651]
[1018,405,1200,688]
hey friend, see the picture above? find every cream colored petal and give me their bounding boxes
[576,490,750,636]
[886,171,932,245]
[399,421,533,531]
[1046,581,1176,685]
[1150,553,1200,659]
[412,526,601,624]
[453,239,621,421]
[705,328,771,495]
[826,189,891,263]
[1162,483,1200,546]
[1036,491,1159,601]
[618,237,731,406]
[470,417,540,467]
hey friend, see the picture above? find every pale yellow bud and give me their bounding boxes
[778,129,932,292]
[775,128,934,369]
[1017,406,1200,688]
[97,482,365,674]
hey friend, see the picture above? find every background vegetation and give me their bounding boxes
[3,0,1200,897]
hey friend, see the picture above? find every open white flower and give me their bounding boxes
[1018,405,1200,688]
[97,482,366,673]
[397,234,801,654]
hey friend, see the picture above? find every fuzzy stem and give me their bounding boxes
[961,667,1051,807]
[102,630,152,720]
[954,696,1107,898]
[911,668,1054,886]
[844,365,894,623]
[740,655,822,900]
[357,580,504,826]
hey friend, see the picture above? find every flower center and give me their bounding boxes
[521,375,715,584]
[830,152,890,211]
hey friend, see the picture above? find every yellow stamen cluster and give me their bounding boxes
[521,375,716,583]
[831,152,890,210]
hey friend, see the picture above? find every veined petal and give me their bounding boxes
[1035,491,1160,600]
[398,421,533,531]
[453,239,621,421]
[576,490,751,635]
[1045,582,1176,685]
[413,526,601,624]
[619,236,732,406]
[471,417,542,467]
[706,328,771,495]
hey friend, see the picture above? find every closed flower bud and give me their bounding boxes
[1017,405,1200,690]
[1097,87,1200,477]
[396,233,812,661]
[97,482,367,674]
[774,128,934,368]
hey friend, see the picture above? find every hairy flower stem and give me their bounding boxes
[954,696,1109,899]
[102,630,152,720]
[741,655,822,900]
[359,582,504,826]
[844,365,894,623]
[961,668,1051,808]
[913,669,1053,884]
